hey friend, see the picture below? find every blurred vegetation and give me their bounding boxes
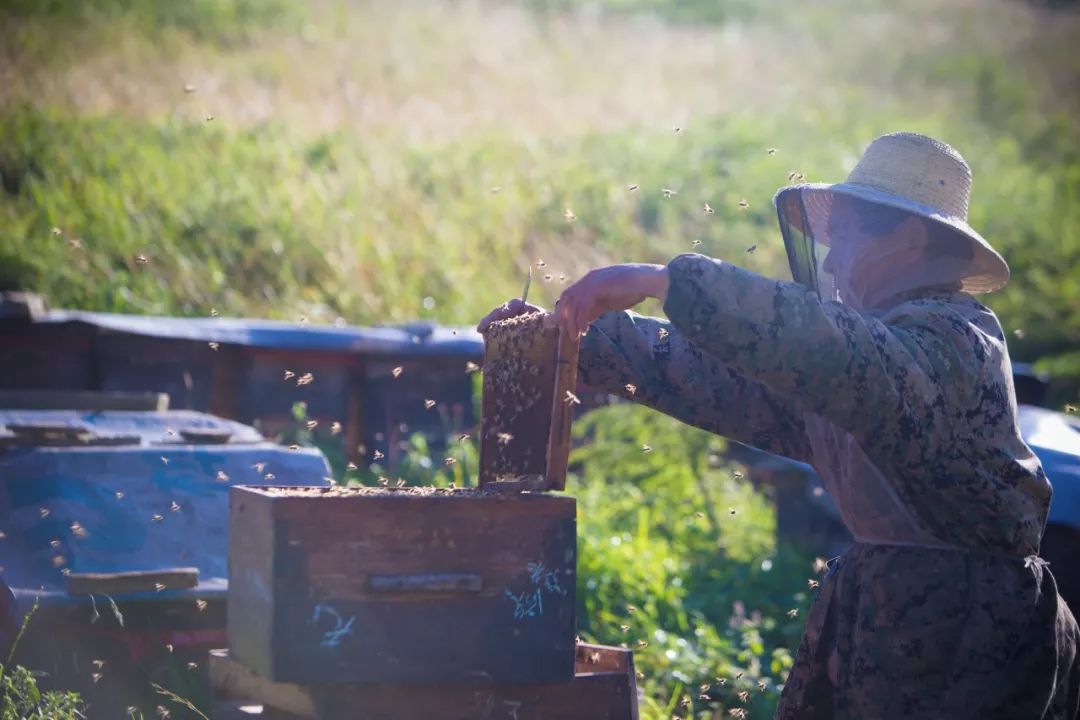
[1,0,1079,716]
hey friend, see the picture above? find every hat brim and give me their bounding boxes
[773,182,1010,294]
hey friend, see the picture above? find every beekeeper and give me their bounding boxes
[479,132,1080,718]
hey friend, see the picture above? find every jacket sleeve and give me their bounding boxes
[579,308,812,463]
[660,252,978,456]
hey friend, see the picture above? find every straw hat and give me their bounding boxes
[773,132,1010,293]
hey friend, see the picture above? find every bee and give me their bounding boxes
[733,470,744,479]
[60,567,70,576]
[738,691,749,703]
[661,188,677,198]
[544,274,553,282]
[695,511,705,519]
[627,184,639,192]
[288,444,300,451]
[196,599,208,611]
[329,421,342,435]
[299,316,309,325]
[205,115,214,122]
[812,557,828,574]
[620,624,630,633]
[154,583,166,593]
[151,514,164,522]
[156,705,171,718]
[787,171,804,182]
[1066,404,1077,413]
[378,476,390,486]
[673,126,682,134]
[691,239,702,247]
[115,492,124,500]
[558,273,567,283]
[746,244,757,254]
[808,579,820,589]
[716,677,728,686]
[642,444,652,453]
[0,531,5,540]
[536,259,546,267]
[165,644,174,653]
[187,662,198,670]
[284,370,295,380]
[490,186,502,194]
[699,683,712,693]
[786,608,799,618]
[737,199,749,209]
[564,390,581,405]
[396,478,406,488]
[458,433,471,442]
[92,660,105,669]
[165,427,176,437]
[40,507,51,518]
[170,501,181,512]
[68,238,83,249]
[373,449,385,460]
[135,254,150,265]
[161,456,169,465]
[346,462,358,471]
[564,208,576,222]
[208,342,219,351]
[678,695,690,708]
[252,462,266,473]
[465,361,480,373]
[297,372,314,386]
[657,328,669,340]
[92,672,103,684]
[703,203,714,214]
[625,383,637,395]
[52,555,66,568]
[425,399,436,409]
[444,457,456,466]
[757,680,767,691]
[767,148,778,155]
[183,84,197,93]
[392,366,404,378]
[210,308,219,317]
[730,709,748,719]
[50,539,61,548]
[626,604,637,614]
[51,227,63,236]
[496,432,514,444]
[729,507,737,515]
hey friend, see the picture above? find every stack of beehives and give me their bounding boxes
[211,313,639,720]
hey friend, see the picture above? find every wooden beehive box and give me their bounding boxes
[228,485,576,685]
[210,643,639,720]
[479,312,580,491]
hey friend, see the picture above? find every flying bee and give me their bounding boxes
[165,427,176,437]
[92,660,105,669]
[733,470,744,479]
[50,539,61,548]
[767,148,778,155]
[299,316,309,325]
[396,478,406,488]
[627,184,639,192]
[187,662,198,670]
[788,171,804,181]
[151,514,163,522]
[738,691,750,703]
[673,126,682,134]
[458,433,470,442]
[373,449,385,460]
[92,672,103,684]
[52,555,66,568]
[288,444,300,451]
[729,507,737,515]
[306,420,318,430]
[444,457,456,466]
[51,227,62,236]
[425,399,436,409]
[558,273,567,282]
[392,366,403,378]
[210,308,219,317]
[297,372,314,386]
[786,608,798,618]
[196,599,207,611]
[378,476,390,486]
[161,456,169,465]
[283,370,295,380]
[154,583,166,593]
[564,208,576,222]
[165,644,174,653]
[115,492,124,500]
[716,677,728,686]
[746,244,757,254]
[536,259,546,268]
[691,239,702,247]
[737,199,749,209]
[496,432,513,444]
[465,361,480,373]
[808,579,820,589]
[564,390,581,405]
[208,342,220,351]
[661,188,677,198]
[170,501,181,512]
[135,254,150,265]
[330,421,342,435]
[68,238,82,249]
[695,511,705,519]
[205,115,214,122]
[346,462,358,471]
[626,604,637,614]
[71,522,88,539]
[703,203,714,214]
[758,680,766,691]
[490,186,502,194]
[625,383,637,395]
[642,444,652,453]
[620,624,630,633]
[1066,404,1077,413]
[657,328,669,340]
[183,83,196,93]
[156,705,171,718]
[544,274,553,282]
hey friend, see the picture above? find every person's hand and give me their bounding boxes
[556,263,669,338]
[476,298,546,334]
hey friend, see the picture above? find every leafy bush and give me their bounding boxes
[0,664,83,720]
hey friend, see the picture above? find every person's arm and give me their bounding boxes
[579,310,813,463]
[661,253,977,454]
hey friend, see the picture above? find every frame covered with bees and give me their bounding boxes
[478,311,580,492]
[227,485,577,686]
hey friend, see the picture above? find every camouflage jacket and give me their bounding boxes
[578,253,1079,718]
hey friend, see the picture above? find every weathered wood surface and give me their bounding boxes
[210,644,638,720]
[478,312,580,491]
[228,486,577,685]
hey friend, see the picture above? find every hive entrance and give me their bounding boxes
[478,311,580,492]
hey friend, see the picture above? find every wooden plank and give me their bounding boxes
[227,486,576,685]
[210,644,637,720]
[544,326,580,492]
[0,390,169,411]
[66,567,199,595]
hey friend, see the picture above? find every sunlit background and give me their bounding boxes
[1,0,1078,717]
